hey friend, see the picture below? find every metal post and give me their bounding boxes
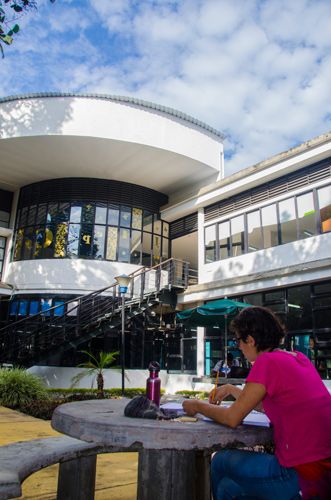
[121,293,125,396]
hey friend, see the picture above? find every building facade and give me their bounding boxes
[0,93,330,389]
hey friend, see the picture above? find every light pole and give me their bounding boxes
[115,274,132,396]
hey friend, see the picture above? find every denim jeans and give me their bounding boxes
[211,449,301,499]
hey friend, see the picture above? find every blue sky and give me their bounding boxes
[1,0,331,176]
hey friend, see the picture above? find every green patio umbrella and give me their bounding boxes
[177,298,251,376]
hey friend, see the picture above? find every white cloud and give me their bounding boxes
[2,0,331,176]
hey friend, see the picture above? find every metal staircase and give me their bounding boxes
[0,258,189,367]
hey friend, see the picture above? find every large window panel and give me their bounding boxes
[152,234,161,265]
[317,185,331,233]
[54,223,68,258]
[67,224,80,257]
[13,228,24,261]
[106,227,118,260]
[120,206,131,228]
[108,205,119,226]
[279,197,297,244]
[231,215,245,257]
[261,204,279,248]
[118,228,130,262]
[70,205,82,223]
[297,192,316,239]
[205,225,216,263]
[219,220,230,259]
[44,224,55,258]
[247,210,263,252]
[131,230,141,264]
[162,237,169,260]
[93,225,106,259]
[23,227,33,260]
[142,232,152,266]
[143,211,153,232]
[287,285,312,331]
[95,204,107,225]
[132,208,142,230]
[0,210,10,228]
[79,224,93,258]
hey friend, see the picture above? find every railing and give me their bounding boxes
[0,258,189,364]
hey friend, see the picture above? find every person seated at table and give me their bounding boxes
[183,306,331,499]
[212,352,239,377]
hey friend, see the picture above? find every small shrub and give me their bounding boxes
[0,368,49,408]
[175,390,209,399]
[47,387,150,399]
[20,399,65,420]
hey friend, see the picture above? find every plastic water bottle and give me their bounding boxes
[146,361,161,407]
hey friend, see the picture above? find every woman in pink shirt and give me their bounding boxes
[183,306,331,499]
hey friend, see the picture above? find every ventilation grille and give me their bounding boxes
[170,212,198,239]
[205,158,331,222]
[18,178,168,213]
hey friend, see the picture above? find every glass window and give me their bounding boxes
[23,227,33,260]
[152,234,161,265]
[79,224,93,257]
[132,208,142,230]
[317,185,331,233]
[36,204,47,225]
[118,228,130,262]
[261,204,279,248]
[44,225,55,258]
[247,210,263,252]
[20,207,28,226]
[131,230,141,264]
[314,309,331,329]
[29,300,39,315]
[120,206,131,228]
[54,301,65,316]
[231,215,245,257]
[108,205,119,226]
[27,206,36,226]
[9,300,18,316]
[205,225,216,263]
[13,228,24,261]
[287,285,312,331]
[41,298,52,316]
[93,225,106,259]
[162,238,169,260]
[95,205,107,225]
[47,203,58,224]
[313,282,331,295]
[143,211,153,232]
[67,224,80,257]
[297,192,316,239]
[70,205,82,223]
[18,300,28,316]
[33,227,44,258]
[279,197,297,244]
[0,237,5,249]
[106,227,118,260]
[58,203,70,223]
[219,220,230,259]
[81,204,95,224]
[54,223,68,258]
[142,232,152,266]
[154,219,162,235]
[0,210,10,228]
[163,222,169,238]
[243,293,263,306]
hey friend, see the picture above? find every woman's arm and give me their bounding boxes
[182,382,266,428]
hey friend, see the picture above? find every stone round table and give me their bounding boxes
[52,398,273,500]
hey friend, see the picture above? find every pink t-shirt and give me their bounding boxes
[246,350,331,467]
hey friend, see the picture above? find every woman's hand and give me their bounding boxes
[182,399,201,416]
[209,383,242,404]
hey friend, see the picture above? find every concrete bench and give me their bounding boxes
[0,436,116,500]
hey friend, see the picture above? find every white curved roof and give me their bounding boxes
[0,93,224,198]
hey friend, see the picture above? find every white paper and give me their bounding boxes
[203,408,271,427]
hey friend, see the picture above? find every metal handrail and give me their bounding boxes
[0,258,189,364]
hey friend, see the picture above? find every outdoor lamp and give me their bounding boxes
[115,274,131,294]
[114,274,132,396]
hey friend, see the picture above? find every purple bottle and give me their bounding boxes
[146,361,161,407]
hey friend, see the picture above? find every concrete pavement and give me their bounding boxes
[0,406,137,499]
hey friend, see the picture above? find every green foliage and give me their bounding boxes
[0,1,55,58]
[175,390,209,399]
[0,368,49,408]
[20,398,64,420]
[71,350,120,398]
[48,387,150,399]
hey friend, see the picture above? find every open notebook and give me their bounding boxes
[160,402,271,427]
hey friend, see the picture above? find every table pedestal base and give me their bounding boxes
[137,449,211,500]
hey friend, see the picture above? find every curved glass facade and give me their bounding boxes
[13,179,170,266]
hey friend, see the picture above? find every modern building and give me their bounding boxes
[0,93,330,391]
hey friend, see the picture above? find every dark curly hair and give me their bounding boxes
[230,306,286,352]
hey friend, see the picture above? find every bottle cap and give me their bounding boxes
[148,361,160,372]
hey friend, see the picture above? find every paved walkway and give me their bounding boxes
[0,406,137,499]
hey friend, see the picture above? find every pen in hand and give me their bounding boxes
[212,370,219,403]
